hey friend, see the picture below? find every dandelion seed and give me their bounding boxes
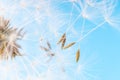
[47,52,55,57]
[40,46,49,52]
[11,47,22,59]
[50,53,55,56]
[46,52,55,62]
[61,38,66,49]
[57,33,66,44]
[47,41,51,49]
[63,42,76,49]
[76,49,80,63]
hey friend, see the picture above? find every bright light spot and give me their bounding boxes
[104,16,111,24]
[82,12,89,19]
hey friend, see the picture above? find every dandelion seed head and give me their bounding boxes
[0,17,23,59]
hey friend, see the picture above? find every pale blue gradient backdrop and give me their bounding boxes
[0,0,120,80]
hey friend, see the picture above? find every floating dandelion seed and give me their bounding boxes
[57,33,66,44]
[57,33,67,49]
[47,41,52,49]
[0,17,24,60]
[57,33,76,49]
[63,42,76,49]
[76,49,80,63]
[40,46,49,52]
[40,41,52,52]
[61,37,66,49]
[40,40,55,62]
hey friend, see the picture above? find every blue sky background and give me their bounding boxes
[0,0,120,80]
